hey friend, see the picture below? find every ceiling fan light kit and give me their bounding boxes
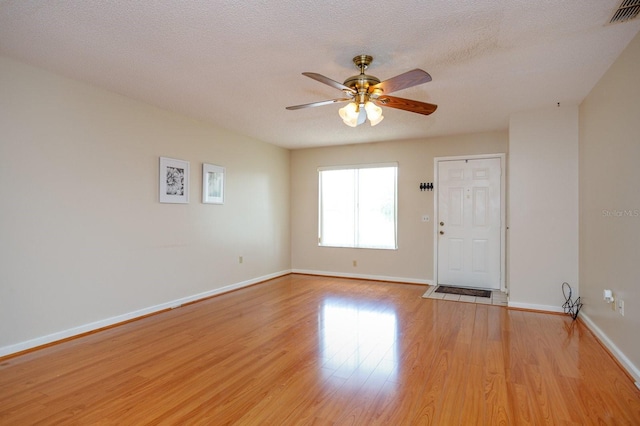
[339,101,384,127]
[287,54,437,127]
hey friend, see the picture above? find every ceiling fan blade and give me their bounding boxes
[286,98,352,110]
[302,72,356,93]
[375,95,438,115]
[371,69,432,94]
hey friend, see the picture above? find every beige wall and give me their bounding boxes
[579,32,640,381]
[291,132,507,283]
[508,106,579,311]
[0,56,291,354]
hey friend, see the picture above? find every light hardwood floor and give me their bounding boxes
[1,274,639,424]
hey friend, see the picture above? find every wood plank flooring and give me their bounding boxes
[1,274,639,424]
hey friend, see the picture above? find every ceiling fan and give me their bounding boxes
[286,54,437,127]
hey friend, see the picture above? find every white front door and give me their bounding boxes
[436,157,502,290]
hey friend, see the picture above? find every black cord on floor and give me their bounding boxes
[562,282,582,320]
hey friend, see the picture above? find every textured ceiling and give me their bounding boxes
[1,1,639,149]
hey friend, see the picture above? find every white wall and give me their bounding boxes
[579,31,640,381]
[0,56,291,355]
[291,133,507,283]
[508,106,579,311]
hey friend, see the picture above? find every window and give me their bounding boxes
[318,164,397,249]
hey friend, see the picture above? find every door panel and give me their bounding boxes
[473,187,488,226]
[437,158,501,289]
[472,239,488,272]
[448,238,464,271]
[449,187,464,226]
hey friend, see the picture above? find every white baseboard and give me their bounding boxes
[0,270,291,358]
[291,269,432,285]
[579,313,640,383]
[507,301,564,313]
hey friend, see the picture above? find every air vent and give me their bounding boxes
[610,0,640,23]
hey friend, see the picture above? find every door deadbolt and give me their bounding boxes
[440,221,444,226]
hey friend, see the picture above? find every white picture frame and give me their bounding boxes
[203,163,225,204]
[159,157,190,204]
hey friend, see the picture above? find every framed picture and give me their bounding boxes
[159,157,189,203]
[203,163,225,204]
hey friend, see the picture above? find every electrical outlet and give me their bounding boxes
[422,214,430,222]
[617,299,625,316]
[352,260,357,267]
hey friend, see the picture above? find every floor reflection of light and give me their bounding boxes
[319,298,398,383]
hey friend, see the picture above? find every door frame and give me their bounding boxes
[433,153,507,293]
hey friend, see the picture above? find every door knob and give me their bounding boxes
[439,231,445,235]
[440,222,444,226]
